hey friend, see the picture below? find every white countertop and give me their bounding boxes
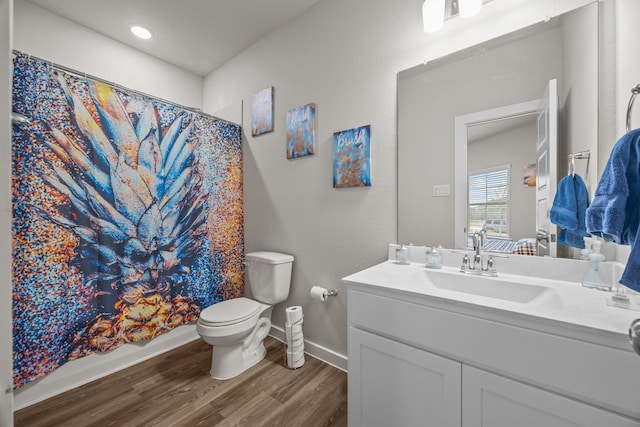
[343,257,640,351]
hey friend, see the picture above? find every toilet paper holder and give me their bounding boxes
[310,285,339,302]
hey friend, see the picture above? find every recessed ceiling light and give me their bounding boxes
[130,25,152,40]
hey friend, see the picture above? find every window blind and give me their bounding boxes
[467,165,510,238]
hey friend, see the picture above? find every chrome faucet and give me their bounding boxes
[459,229,500,276]
[472,230,486,268]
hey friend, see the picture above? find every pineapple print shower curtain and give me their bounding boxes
[11,53,244,388]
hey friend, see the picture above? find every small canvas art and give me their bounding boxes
[523,163,536,187]
[251,86,274,136]
[286,103,316,159]
[333,125,371,188]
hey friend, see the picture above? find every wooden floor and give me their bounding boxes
[14,337,348,427]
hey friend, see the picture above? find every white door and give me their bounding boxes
[535,79,558,257]
[349,327,462,427]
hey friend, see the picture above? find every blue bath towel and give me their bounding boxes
[586,128,640,292]
[551,174,589,249]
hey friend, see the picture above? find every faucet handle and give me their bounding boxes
[485,256,498,276]
[460,254,470,273]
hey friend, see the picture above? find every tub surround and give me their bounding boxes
[344,244,640,425]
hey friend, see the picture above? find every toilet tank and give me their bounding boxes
[245,251,294,305]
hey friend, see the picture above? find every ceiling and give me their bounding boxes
[24,0,322,77]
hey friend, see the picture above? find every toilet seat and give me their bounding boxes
[199,297,261,327]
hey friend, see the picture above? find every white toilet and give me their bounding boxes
[196,251,294,380]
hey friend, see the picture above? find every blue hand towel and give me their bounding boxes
[551,175,579,231]
[551,174,589,249]
[586,128,640,292]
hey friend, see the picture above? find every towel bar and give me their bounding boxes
[567,150,590,176]
[626,84,640,132]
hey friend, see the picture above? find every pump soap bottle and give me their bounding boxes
[425,246,442,269]
[580,237,593,260]
[582,239,609,291]
[395,245,410,265]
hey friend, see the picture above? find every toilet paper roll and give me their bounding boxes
[287,351,305,369]
[285,306,303,324]
[288,347,304,359]
[310,285,328,302]
[289,336,304,349]
[288,324,303,335]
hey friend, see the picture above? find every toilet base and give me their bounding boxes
[211,342,266,380]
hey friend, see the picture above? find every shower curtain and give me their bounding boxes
[11,53,244,388]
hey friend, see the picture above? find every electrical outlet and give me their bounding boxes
[432,184,450,197]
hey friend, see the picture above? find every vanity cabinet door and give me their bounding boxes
[348,327,462,427]
[462,365,640,427]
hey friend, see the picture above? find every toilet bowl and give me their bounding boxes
[196,251,294,379]
[196,297,272,379]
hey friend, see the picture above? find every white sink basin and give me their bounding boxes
[410,268,562,307]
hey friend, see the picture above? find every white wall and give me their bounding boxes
[11,0,206,410]
[13,0,203,109]
[0,0,13,424]
[616,0,640,137]
[202,0,596,365]
[608,0,640,265]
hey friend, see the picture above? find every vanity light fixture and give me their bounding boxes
[422,0,488,33]
[422,0,446,33]
[458,0,483,18]
[130,24,153,40]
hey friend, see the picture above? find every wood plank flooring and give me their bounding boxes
[14,336,348,427]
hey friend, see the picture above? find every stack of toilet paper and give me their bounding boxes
[285,306,305,369]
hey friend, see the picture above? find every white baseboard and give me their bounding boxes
[14,324,199,410]
[270,325,348,372]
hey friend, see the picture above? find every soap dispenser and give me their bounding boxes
[580,237,593,260]
[395,245,410,265]
[582,239,609,291]
[425,246,442,269]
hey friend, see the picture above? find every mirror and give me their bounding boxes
[398,2,599,258]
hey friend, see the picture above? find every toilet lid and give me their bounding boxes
[199,297,261,326]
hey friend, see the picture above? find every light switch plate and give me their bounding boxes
[432,184,450,197]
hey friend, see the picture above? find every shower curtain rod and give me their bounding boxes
[11,49,237,126]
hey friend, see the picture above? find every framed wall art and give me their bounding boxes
[286,102,316,159]
[251,86,274,136]
[333,124,371,188]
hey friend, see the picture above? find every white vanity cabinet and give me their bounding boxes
[347,284,640,427]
